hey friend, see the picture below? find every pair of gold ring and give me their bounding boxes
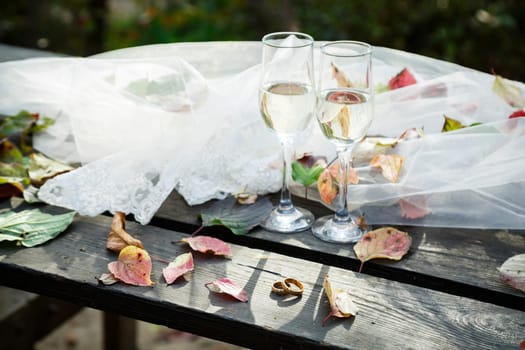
[271,278,304,296]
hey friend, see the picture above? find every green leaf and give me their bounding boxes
[0,209,76,247]
[199,196,273,235]
[292,161,325,188]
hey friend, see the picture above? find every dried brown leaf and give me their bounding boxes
[106,211,143,253]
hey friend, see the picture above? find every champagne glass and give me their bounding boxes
[313,41,373,243]
[259,32,315,233]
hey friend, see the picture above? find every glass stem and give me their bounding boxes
[278,139,295,214]
[334,147,353,223]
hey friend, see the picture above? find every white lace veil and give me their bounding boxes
[0,42,523,228]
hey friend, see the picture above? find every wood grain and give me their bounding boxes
[1,214,523,349]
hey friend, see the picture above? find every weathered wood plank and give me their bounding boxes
[0,214,523,349]
[155,192,525,310]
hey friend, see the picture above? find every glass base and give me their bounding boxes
[261,206,314,233]
[312,215,364,243]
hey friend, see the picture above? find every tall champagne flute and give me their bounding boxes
[313,41,373,243]
[259,32,315,233]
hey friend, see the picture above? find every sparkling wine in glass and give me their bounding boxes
[313,41,373,243]
[259,32,315,233]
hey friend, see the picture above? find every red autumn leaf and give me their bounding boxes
[497,254,525,293]
[107,245,154,286]
[205,278,248,302]
[163,252,194,284]
[400,196,430,219]
[181,235,232,257]
[370,154,404,182]
[353,227,412,272]
[388,68,417,90]
[322,275,358,326]
[509,109,525,119]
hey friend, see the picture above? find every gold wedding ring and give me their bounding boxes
[272,281,288,295]
[271,278,304,296]
[284,278,304,296]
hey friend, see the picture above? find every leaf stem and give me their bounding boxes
[192,225,204,236]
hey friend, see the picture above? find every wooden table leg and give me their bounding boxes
[103,312,137,350]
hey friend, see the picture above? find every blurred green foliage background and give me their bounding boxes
[1,0,524,80]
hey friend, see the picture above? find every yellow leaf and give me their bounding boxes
[107,246,154,286]
[322,275,358,326]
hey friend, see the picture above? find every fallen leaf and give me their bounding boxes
[442,115,465,132]
[353,227,412,272]
[295,153,327,169]
[397,128,424,141]
[0,209,75,247]
[293,154,328,199]
[370,154,404,182]
[317,168,338,205]
[322,275,358,326]
[22,185,42,203]
[198,196,273,235]
[181,235,232,257]
[107,245,154,286]
[235,193,258,205]
[355,214,368,231]
[106,211,143,253]
[27,153,73,187]
[492,75,525,108]
[497,254,525,293]
[388,68,417,90]
[0,110,54,155]
[0,139,29,197]
[205,278,248,302]
[163,252,194,284]
[400,196,430,219]
[292,161,325,188]
[420,82,448,98]
[331,62,352,88]
[96,273,119,285]
[317,161,358,206]
[0,111,55,197]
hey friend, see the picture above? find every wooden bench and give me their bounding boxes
[1,206,524,349]
[0,43,523,349]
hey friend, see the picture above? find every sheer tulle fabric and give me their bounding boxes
[0,42,522,228]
